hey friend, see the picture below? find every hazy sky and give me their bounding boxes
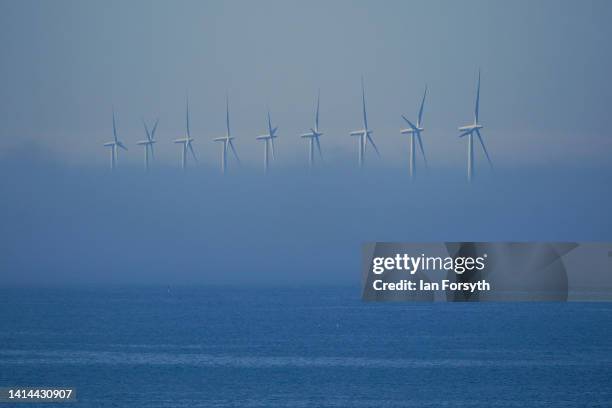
[1,0,612,169]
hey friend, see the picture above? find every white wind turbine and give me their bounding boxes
[173,99,197,169]
[458,70,492,182]
[300,90,324,169]
[103,110,127,170]
[400,86,428,179]
[350,77,380,168]
[137,118,158,170]
[256,109,278,173]
[213,96,240,174]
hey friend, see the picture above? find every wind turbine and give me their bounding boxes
[213,96,240,174]
[400,86,428,179]
[136,118,158,170]
[256,109,278,173]
[174,98,197,169]
[103,110,127,170]
[458,70,492,182]
[300,90,324,169]
[350,77,379,168]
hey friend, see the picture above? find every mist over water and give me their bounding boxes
[2,151,611,286]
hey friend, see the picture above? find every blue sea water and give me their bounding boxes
[1,287,611,407]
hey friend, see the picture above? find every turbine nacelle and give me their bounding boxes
[458,124,484,133]
[214,136,235,142]
[400,127,424,135]
[311,128,323,137]
[259,130,278,139]
[174,137,194,144]
[350,129,372,137]
[401,113,425,135]
[104,141,127,150]
[301,130,323,138]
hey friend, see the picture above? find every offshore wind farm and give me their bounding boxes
[103,73,491,181]
[3,1,612,407]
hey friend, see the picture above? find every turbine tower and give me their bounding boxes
[256,109,278,174]
[173,98,197,169]
[458,70,492,182]
[400,86,428,180]
[300,90,324,169]
[350,77,379,168]
[103,110,127,170]
[213,96,240,174]
[136,118,158,170]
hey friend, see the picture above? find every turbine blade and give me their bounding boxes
[270,137,276,160]
[475,128,493,169]
[226,94,231,136]
[315,136,323,160]
[267,110,272,134]
[186,97,191,137]
[143,120,150,140]
[361,76,368,129]
[401,115,417,131]
[271,126,278,136]
[151,118,159,140]
[112,110,118,142]
[418,85,427,127]
[315,89,320,131]
[188,142,197,162]
[416,131,428,168]
[118,142,128,151]
[459,130,472,138]
[366,134,380,157]
[150,143,155,160]
[229,139,241,164]
[475,70,480,123]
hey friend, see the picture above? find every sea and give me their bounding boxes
[1,287,611,407]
